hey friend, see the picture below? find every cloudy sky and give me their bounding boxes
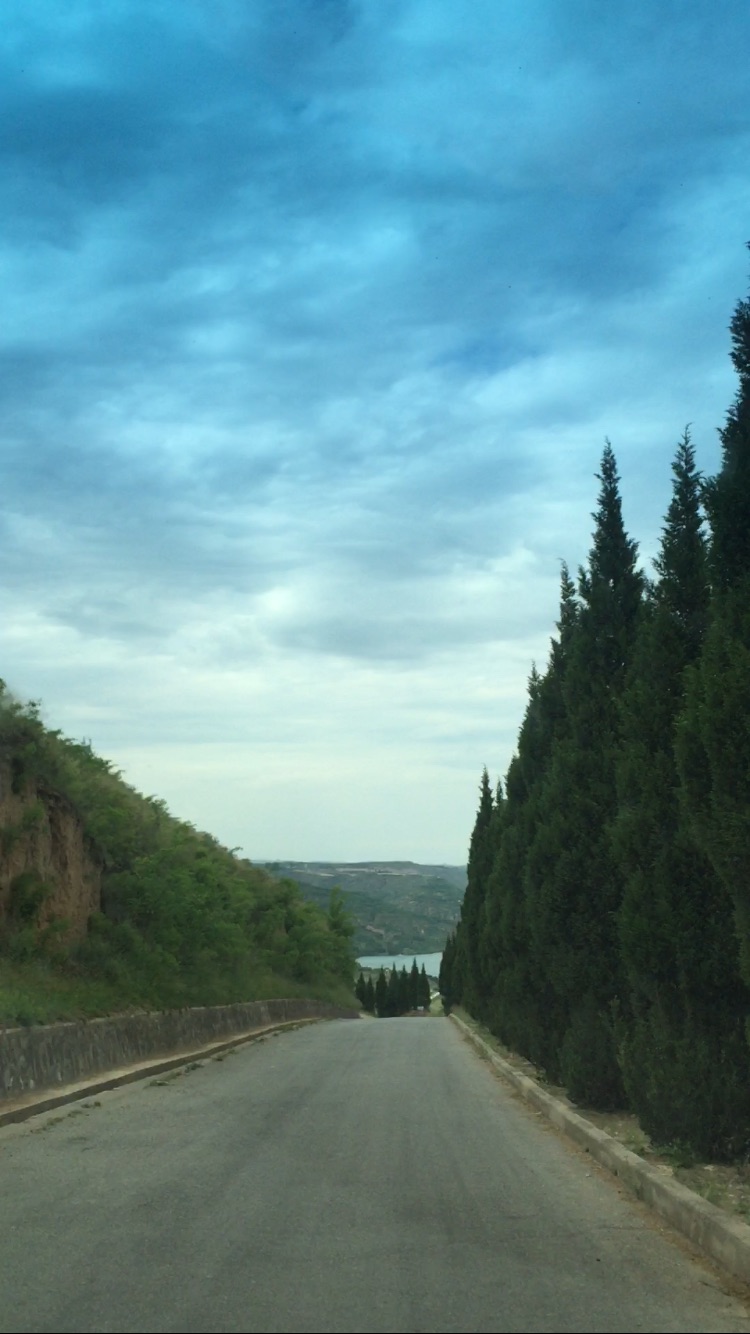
[3,0,749,865]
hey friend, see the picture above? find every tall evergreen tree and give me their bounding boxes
[452,768,495,1018]
[677,265,750,994]
[481,566,580,1072]
[375,967,388,1017]
[439,930,457,1013]
[525,444,644,1106]
[704,271,750,592]
[652,429,711,655]
[385,964,401,1016]
[409,958,421,1011]
[614,432,750,1157]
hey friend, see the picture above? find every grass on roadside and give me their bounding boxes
[0,955,356,1027]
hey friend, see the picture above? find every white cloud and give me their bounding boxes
[3,0,749,858]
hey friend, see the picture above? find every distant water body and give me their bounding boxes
[356,951,443,979]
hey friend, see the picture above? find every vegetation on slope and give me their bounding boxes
[0,687,356,1024]
[265,860,465,955]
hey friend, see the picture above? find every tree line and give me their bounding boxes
[440,259,750,1161]
[356,960,432,1015]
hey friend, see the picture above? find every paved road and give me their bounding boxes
[1,1017,748,1333]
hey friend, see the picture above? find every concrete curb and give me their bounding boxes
[0,1017,323,1129]
[451,1013,750,1287]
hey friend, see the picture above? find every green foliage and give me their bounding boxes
[0,689,49,794]
[0,861,69,967]
[7,869,52,924]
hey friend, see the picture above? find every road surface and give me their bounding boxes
[0,1017,748,1333]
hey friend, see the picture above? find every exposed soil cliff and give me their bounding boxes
[0,757,101,941]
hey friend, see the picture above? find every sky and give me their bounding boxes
[3,0,750,865]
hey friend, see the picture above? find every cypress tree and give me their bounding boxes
[482,566,580,1073]
[615,432,750,1157]
[677,265,750,993]
[419,963,431,1010]
[385,964,401,1017]
[439,930,457,1013]
[525,444,644,1107]
[704,270,750,593]
[453,768,495,1019]
[409,958,420,1011]
[374,967,388,1017]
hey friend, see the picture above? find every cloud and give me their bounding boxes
[3,0,749,857]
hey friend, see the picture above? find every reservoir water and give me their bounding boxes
[356,950,443,980]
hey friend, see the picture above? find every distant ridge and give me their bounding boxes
[257,860,466,955]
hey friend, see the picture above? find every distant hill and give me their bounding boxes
[261,860,466,956]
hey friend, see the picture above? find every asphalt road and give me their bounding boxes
[1,1017,748,1334]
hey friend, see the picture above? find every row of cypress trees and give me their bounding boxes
[440,263,750,1160]
[356,961,432,1016]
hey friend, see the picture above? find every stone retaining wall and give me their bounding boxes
[0,999,358,1102]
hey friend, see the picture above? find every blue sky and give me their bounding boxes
[3,0,749,863]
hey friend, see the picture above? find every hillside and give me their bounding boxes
[0,684,356,1023]
[263,860,465,956]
